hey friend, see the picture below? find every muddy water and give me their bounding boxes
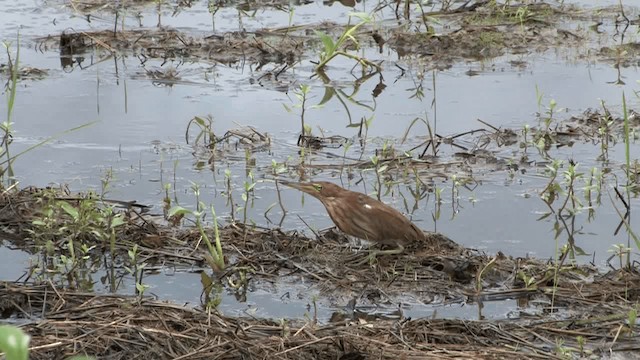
[1,0,639,321]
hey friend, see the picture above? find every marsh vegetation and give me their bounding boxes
[1,0,640,358]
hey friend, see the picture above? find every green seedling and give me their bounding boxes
[608,243,631,270]
[284,84,315,142]
[186,115,216,146]
[169,203,225,272]
[314,12,379,72]
[517,271,537,289]
[125,244,149,301]
[240,171,256,225]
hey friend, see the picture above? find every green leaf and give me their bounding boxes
[135,283,148,293]
[573,245,589,256]
[200,271,214,293]
[0,325,30,360]
[59,201,79,220]
[315,31,336,55]
[111,215,126,228]
[194,116,208,126]
[317,86,336,107]
[263,202,277,214]
[168,206,192,217]
[349,12,370,21]
[536,212,552,221]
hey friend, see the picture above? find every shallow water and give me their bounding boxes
[1,0,639,322]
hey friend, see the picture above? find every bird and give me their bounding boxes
[280,180,431,259]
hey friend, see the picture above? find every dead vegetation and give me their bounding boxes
[37,27,301,74]
[2,272,640,360]
[1,179,640,358]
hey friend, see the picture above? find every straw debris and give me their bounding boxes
[2,279,639,359]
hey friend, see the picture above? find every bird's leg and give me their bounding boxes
[354,244,405,266]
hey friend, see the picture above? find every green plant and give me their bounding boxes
[226,266,253,302]
[0,325,95,360]
[583,167,602,221]
[539,160,590,267]
[521,124,530,152]
[283,84,313,141]
[207,0,222,19]
[542,98,558,127]
[240,171,256,225]
[169,198,225,272]
[554,337,573,358]
[1,35,19,180]
[608,243,631,269]
[475,257,497,293]
[596,101,614,161]
[357,115,374,158]
[540,159,562,207]
[432,185,443,221]
[28,193,125,288]
[125,244,149,300]
[285,5,295,37]
[621,92,639,254]
[451,174,460,201]
[370,155,387,201]
[223,168,235,222]
[558,162,583,217]
[314,12,380,72]
[162,182,172,214]
[517,271,537,289]
[533,98,559,157]
[200,271,223,309]
[186,115,216,146]
[0,325,29,360]
[264,161,288,224]
[576,335,586,356]
[513,5,532,30]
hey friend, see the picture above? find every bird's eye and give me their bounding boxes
[312,184,323,191]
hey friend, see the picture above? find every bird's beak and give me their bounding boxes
[279,180,320,198]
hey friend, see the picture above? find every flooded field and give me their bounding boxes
[1,0,640,358]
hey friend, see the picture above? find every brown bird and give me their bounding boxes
[280,180,425,257]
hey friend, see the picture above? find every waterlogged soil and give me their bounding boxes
[2,0,640,358]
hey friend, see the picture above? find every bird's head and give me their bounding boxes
[280,180,345,200]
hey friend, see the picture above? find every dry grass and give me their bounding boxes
[1,279,638,359]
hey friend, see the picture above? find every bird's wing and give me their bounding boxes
[354,195,422,243]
